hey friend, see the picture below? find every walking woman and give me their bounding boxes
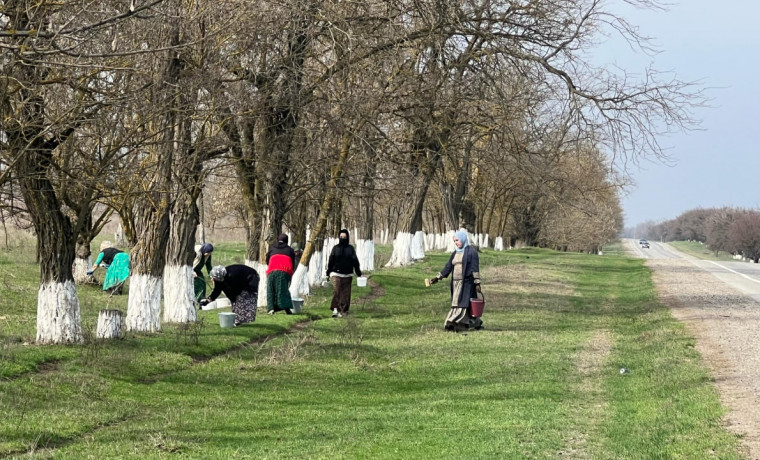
[429,230,483,331]
[326,229,362,317]
[200,265,260,326]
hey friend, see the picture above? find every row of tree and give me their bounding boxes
[634,208,760,262]
[1,0,697,343]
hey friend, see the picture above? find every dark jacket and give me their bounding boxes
[266,242,296,276]
[326,243,362,277]
[98,247,123,265]
[438,246,480,310]
[208,264,260,304]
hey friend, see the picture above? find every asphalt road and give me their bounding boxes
[626,239,760,303]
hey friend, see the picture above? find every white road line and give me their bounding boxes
[705,260,760,285]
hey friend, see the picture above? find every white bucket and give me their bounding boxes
[356,276,368,287]
[218,312,236,328]
[291,298,304,314]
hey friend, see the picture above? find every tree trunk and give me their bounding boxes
[291,132,354,296]
[96,309,123,340]
[163,197,200,323]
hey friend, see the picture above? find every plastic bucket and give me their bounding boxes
[356,276,368,287]
[291,298,304,314]
[469,298,485,317]
[218,312,236,328]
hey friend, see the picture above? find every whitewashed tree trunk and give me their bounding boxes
[386,232,414,267]
[411,231,425,260]
[322,237,337,276]
[356,239,375,272]
[290,263,310,298]
[483,234,489,249]
[126,274,162,332]
[446,231,458,252]
[115,223,127,247]
[494,237,504,251]
[308,250,323,287]
[36,281,83,344]
[162,265,196,323]
[245,260,268,308]
[72,257,90,284]
[96,309,123,339]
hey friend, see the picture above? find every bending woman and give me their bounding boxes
[200,265,260,326]
[88,241,130,294]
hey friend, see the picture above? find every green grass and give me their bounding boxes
[668,241,736,261]
[0,240,742,459]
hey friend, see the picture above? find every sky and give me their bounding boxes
[598,1,760,227]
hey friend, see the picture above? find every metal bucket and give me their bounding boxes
[218,312,236,328]
[291,298,304,314]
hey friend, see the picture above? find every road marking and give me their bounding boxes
[705,260,760,285]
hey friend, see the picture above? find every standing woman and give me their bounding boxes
[193,243,214,303]
[200,265,259,326]
[326,229,362,317]
[266,233,296,315]
[430,230,483,331]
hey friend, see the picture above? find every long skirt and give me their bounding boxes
[232,290,258,326]
[267,270,293,312]
[103,253,130,291]
[194,275,207,301]
[444,279,482,331]
[330,276,353,313]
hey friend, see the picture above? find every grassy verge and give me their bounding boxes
[0,242,741,459]
[668,241,735,261]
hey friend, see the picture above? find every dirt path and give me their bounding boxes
[627,240,760,459]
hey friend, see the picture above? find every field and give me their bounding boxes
[0,240,742,459]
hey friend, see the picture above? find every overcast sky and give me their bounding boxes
[600,1,760,227]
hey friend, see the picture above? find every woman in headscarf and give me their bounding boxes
[193,243,214,302]
[88,241,130,294]
[429,230,483,331]
[326,229,362,317]
[265,233,296,314]
[200,265,259,326]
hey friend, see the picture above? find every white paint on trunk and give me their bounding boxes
[290,263,310,297]
[483,234,490,248]
[446,231,458,252]
[322,238,337,277]
[73,257,90,284]
[411,231,425,260]
[36,280,83,344]
[96,309,123,339]
[494,236,504,251]
[356,239,375,272]
[245,260,268,308]
[385,232,414,267]
[162,265,196,323]
[126,274,162,332]
[308,250,323,287]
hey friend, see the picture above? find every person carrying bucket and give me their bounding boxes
[429,230,484,332]
[326,229,362,318]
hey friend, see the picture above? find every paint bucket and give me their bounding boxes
[357,276,368,287]
[216,298,231,308]
[291,298,304,314]
[469,295,485,318]
[218,312,236,328]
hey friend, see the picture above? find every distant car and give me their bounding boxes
[639,239,650,249]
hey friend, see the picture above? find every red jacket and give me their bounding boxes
[266,243,296,276]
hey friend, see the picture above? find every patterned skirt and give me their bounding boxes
[232,289,258,326]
